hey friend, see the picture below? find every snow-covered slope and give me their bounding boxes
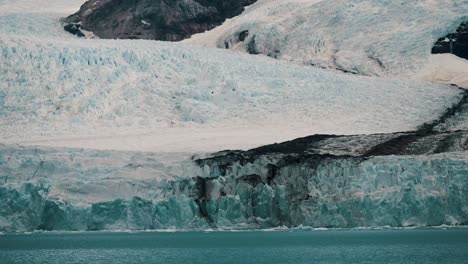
[0,0,464,152]
[184,0,468,83]
[415,54,468,89]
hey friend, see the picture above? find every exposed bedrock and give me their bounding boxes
[63,0,256,40]
[432,21,468,60]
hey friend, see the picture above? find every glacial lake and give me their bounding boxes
[1,228,467,264]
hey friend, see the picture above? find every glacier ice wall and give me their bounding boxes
[0,145,201,204]
[2,89,468,232]
[192,153,468,228]
[1,131,467,232]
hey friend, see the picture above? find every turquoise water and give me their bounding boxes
[1,229,467,264]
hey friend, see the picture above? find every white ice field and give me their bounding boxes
[0,0,465,153]
[185,0,468,87]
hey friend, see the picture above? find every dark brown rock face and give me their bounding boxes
[63,0,256,41]
[432,21,468,60]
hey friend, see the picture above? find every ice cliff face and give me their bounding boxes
[1,131,467,232]
[1,92,468,232]
[63,0,256,40]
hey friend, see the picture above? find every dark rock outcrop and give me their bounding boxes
[432,21,468,60]
[63,0,256,41]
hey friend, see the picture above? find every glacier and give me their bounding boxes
[0,0,468,232]
[184,0,468,85]
[0,5,460,152]
[2,95,468,232]
[0,0,465,152]
[1,128,468,232]
[1,33,463,152]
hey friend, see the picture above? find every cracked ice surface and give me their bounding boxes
[0,0,464,152]
[185,0,468,78]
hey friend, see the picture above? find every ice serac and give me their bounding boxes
[63,0,256,41]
